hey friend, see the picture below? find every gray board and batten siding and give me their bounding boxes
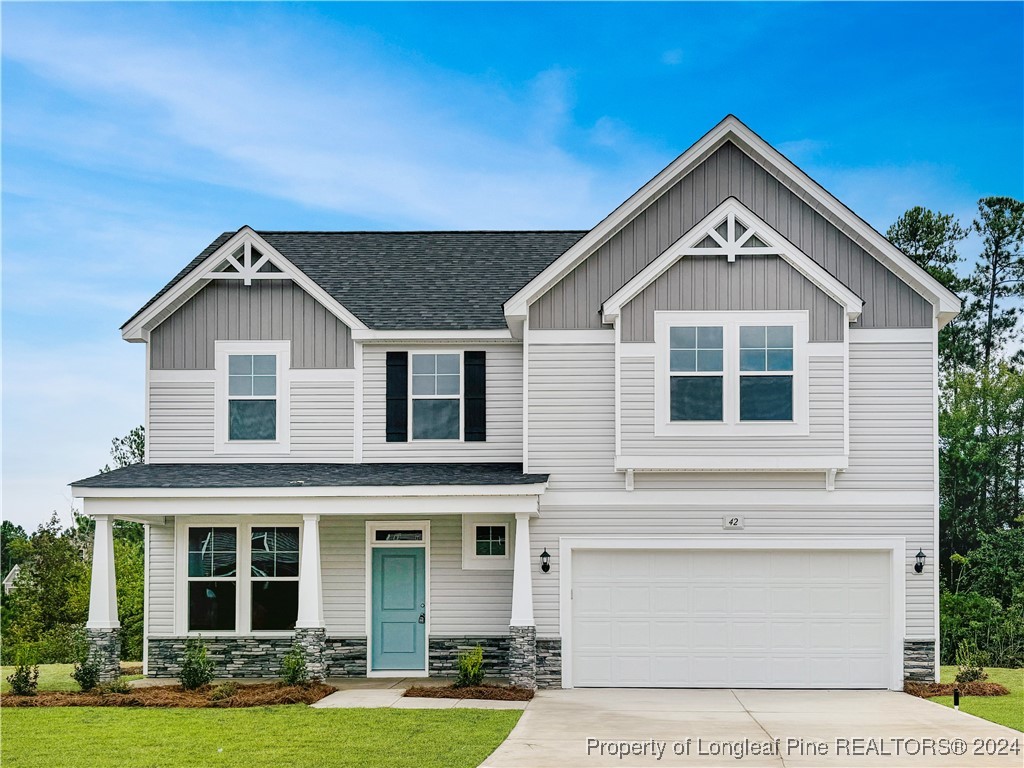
[620,253,846,343]
[529,141,932,331]
[150,280,354,370]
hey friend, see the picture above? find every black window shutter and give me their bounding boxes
[385,351,408,442]
[464,351,486,442]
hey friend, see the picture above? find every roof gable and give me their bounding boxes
[506,115,960,330]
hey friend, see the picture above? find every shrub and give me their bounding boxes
[209,682,239,701]
[455,645,484,688]
[97,677,132,694]
[72,654,102,692]
[179,636,215,690]
[281,644,309,686]
[954,639,987,683]
[6,662,39,696]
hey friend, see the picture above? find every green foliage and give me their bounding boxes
[455,645,485,688]
[72,654,102,692]
[96,676,132,694]
[209,681,239,701]
[281,644,310,686]
[954,639,987,683]
[99,425,146,474]
[179,637,215,690]
[1,520,30,577]
[940,590,1024,668]
[6,660,40,696]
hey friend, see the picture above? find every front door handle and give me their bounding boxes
[418,613,425,624]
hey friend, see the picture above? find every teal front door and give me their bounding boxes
[371,547,426,670]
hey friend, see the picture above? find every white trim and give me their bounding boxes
[615,455,849,472]
[86,515,120,629]
[808,342,845,357]
[461,515,513,570]
[619,342,658,357]
[149,369,218,383]
[214,340,292,455]
[558,535,907,691]
[408,349,463,443]
[652,310,811,437]
[931,315,941,682]
[849,327,935,343]
[614,318,622,457]
[602,198,863,324]
[353,341,364,464]
[295,514,324,629]
[123,227,368,340]
[504,116,959,327]
[73,484,548,500]
[540,488,934,507]
[365,520,430,673]
[288,368,358,382]
[509,512,535,627]
[529,330,616,344]
[522,316,530,473]
[353,329,513,342]
[142,523,150,675]
[144,343,152,464]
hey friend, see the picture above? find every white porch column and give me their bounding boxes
[87,514,120,630]
[510,512,535,627]
[295,514,324,628]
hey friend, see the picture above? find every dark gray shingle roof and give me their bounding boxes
[72,463,548,489]
[124,230,587,331]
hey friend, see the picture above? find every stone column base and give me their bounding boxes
[85,628,121,681]
[904,639,936,682]
[509,625,537,689]
[294,627,327,681]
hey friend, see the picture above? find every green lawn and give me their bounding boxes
[1,707,521,768]
[931,666,1023,732]
[1,663,142,693]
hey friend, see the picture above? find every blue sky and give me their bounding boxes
[3,2,1022,529]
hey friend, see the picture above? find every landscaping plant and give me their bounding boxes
[71,654,101,692]
[455,645,484,688]
[96,677,132,694]
[281,644,309,686]
[6,659,40,696]
[954,639,988,683]
[179,637,215,690]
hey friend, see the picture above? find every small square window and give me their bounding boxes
[475,525,507,557]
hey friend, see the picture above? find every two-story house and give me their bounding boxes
[72,116,958,690]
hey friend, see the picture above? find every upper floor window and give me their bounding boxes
[655,311,808,435]
[228,354,277,440]
[411,352,461,440]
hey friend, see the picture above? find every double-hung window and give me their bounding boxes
[228,354,277,440]
[187,527,237,632]
[215,341,290,454]
[250,527,300,631]
[657,312,807,434]
[411,353,461,440]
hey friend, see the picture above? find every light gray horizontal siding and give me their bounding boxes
[362,346,523,462]
[621,254,844,343]
[321,516,366,635]
[148,381,216,461]
[527,344,621,490]
[531,141,931,331]
[146,523,175,636]
[839,340,934,490]
[150,280,353,370]
[531,505,934,638]
[290,381,354,461]
[619,354,844,457]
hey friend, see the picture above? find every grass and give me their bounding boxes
[931,666,1023,732]
[1,663,142,694]
[0,707,522,768]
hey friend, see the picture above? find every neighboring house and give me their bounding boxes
[72,116,958,689]
[2,565,21,595]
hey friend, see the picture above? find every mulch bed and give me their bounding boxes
[404,684,533,701]
[904,680,1010,699]
[1,682,335,708]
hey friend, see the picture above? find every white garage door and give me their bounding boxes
[571,549,892,688]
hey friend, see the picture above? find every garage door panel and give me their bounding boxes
[572,549,892,689]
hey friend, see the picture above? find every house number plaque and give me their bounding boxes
[722,516,745,530]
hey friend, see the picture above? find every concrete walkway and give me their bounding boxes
[482,688,1023,767]
[311,676,528,710]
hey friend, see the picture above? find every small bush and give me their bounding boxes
[179,636,215,690]
[209,682,239,701]
[97,677,132,694]
[281,644,309,686]
[455,645,485,688]
[954,639,988,683]
[72,654,102,692]
[6,662,39,696]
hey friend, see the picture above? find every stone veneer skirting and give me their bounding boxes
[428,636,510,677]
[86,628,122,682]
[903,639,936,683]
[146,636,368,678]
[536,637,562,689]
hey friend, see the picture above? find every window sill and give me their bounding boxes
[653,420,810,438]
[615,455,849,472]
[461,557,513,571]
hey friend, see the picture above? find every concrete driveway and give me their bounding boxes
[482,689,1022,767]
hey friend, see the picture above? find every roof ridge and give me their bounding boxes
[256,229,590,235]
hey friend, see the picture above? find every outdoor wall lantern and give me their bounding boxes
[540,549,551,573]
[915,549,926,573]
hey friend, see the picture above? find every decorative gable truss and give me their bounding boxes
[602,197,864,324]
[122,227,367,342]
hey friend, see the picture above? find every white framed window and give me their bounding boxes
[410,351,462,441]
[461,516,513,570]
[176,517,302,636]
[654,311,809,436]
[214,340,291,454]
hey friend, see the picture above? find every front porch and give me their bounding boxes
[71,463,552,688]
